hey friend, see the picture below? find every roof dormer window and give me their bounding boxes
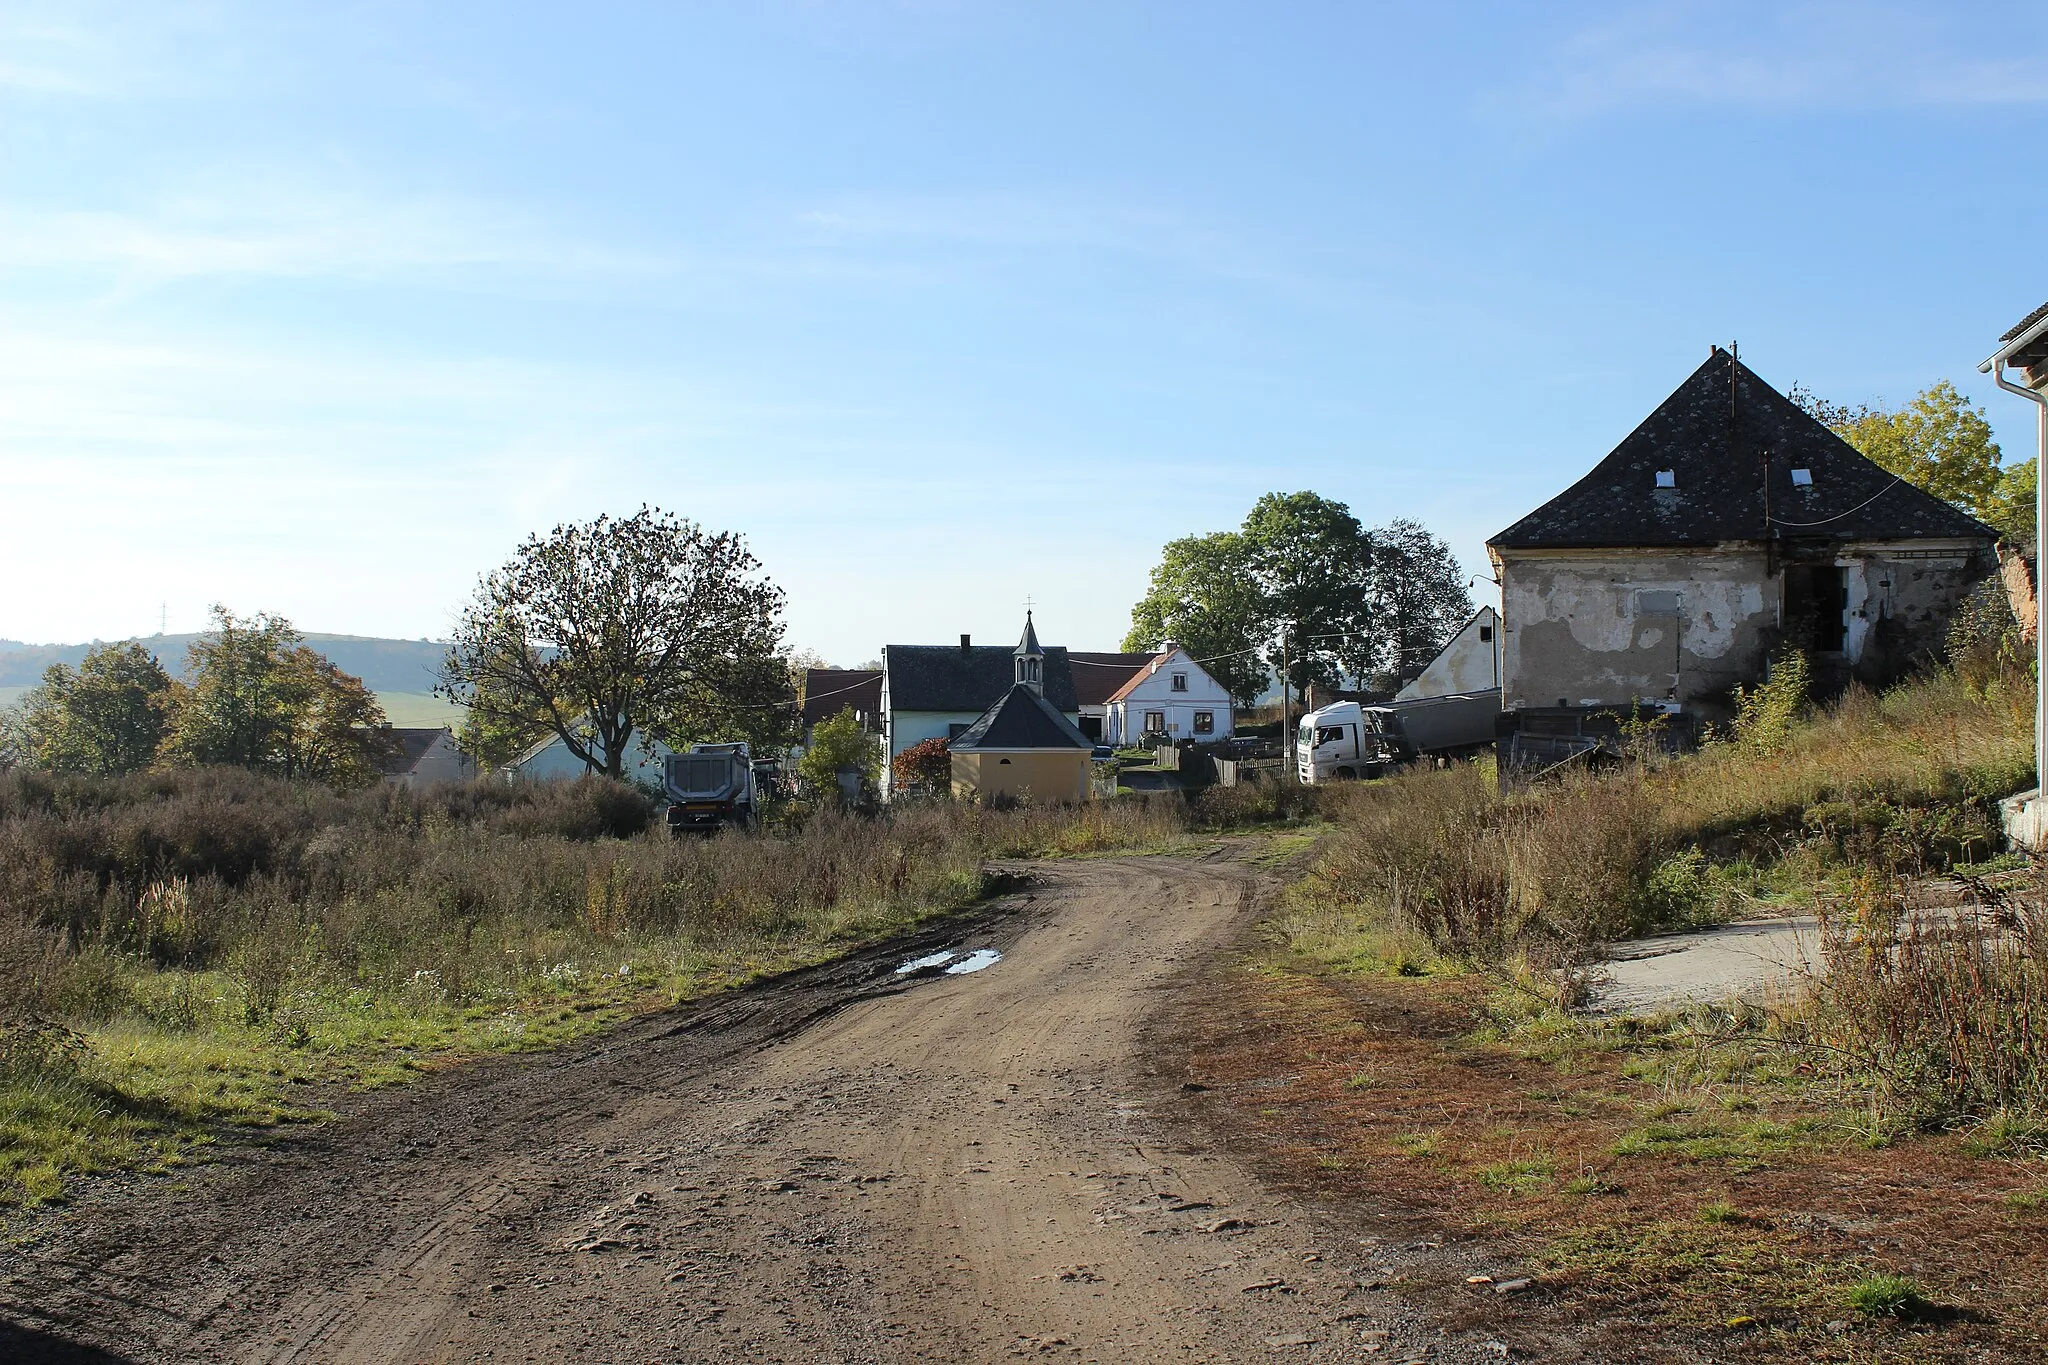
[1654,470,1676,489]
[1791,468,1813,487]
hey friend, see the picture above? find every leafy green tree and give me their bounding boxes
[1795,379,2022,537]
[1240,492,1377,699]
[165,607,392,783]
[455,675,554,773]
[1367,518,1474,689]
[272,647,393,785]
[797,707,878,803]
[438,507,791,779]
[1125,493,1470,705]
[14,642,174,774]
[1122,532,1268,706]
[166,608,306,769]
[1979,459,2038,545]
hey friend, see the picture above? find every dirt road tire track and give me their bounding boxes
[2,853,1499,1364]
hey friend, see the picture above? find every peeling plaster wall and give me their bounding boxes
[1496,542,1989,714]
[1396,607,1502,701]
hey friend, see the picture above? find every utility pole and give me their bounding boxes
[1280,622,1294,781]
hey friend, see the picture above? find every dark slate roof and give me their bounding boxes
[884,644,1077,712]
[1490,349,1996,550]
[377,727,449,775]
[801,669,882,727]
[948,684,1094,752]
[1066,651,1155,706]
[2001,300,2048,343]
[1016,611,1043,656]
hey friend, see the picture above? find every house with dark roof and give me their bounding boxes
[1066,651,1154,739]
[377,726,476,786]
[1488,347,1995,764]
[800,668,883,738]
[948,658,1096,804]
[878,614,1084,790]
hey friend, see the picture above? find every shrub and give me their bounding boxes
[891,737,952,796]
[1728,650,1810,756]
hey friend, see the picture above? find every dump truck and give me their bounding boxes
[662,742,759,835]
[1295,689,1500,783]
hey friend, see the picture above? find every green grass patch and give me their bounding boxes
[1541,1217,1851,1324]
[1475,1151,1555,1194]
[1845,1272,1930,1319]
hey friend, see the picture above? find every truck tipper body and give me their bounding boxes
[1295,688,1500,784]
[663,742,758,834]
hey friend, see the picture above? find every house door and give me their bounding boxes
[1783,564,1847,654]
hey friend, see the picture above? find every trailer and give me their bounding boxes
[663,742,758,835]
[1295,688,1500,783]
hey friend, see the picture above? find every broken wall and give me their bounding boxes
[1496,541,1990,715]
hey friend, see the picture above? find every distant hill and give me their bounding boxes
[0,634,452,696]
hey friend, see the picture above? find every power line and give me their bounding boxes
[1767,475,1906,528]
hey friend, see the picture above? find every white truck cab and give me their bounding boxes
[1296,701,1397,784]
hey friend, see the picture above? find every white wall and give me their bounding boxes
[1396,607,1502,701]
[512,732,673,785]
[887,710,987,761]
[1104,650,1233,744]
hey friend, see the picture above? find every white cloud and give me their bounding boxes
[1500,2,2048,118]
[0,178,678,284]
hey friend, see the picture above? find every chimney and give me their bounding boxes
[959,633,971,651]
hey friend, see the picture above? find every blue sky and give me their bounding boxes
[4,2,2045,665]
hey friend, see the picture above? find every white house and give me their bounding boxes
[1103,645,1234,746]
[878,615,1085,789]
[506,729,674,787]
[378,727,476,787]
[1395,606,1502,701]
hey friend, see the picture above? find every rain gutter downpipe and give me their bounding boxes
[1981,324,2048,810]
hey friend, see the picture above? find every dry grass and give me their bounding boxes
[0,766,1322,1202]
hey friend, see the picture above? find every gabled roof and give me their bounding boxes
[948,683,1094,752]
[377,726,451,776]
[1066,651,1154,706]
[1993,300,2048,375]
[1103,649,1224,705]
[2002,300,2048,344]
[1107,654,1169,704]
[884,644,1077,712]
[1490,349,1996,551]
[801,669,883,727]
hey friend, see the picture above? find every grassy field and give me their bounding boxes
[371,690,464,728]
[1220,666,2047,1358]
[0,770,1318,1206]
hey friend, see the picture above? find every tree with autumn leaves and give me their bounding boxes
[3,607,397,785]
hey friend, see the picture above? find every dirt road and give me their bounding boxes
[2,853,1493,1364]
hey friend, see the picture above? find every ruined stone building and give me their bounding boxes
[1488,347,1996,767]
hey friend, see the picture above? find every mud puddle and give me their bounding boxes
[896,947,1004,978]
